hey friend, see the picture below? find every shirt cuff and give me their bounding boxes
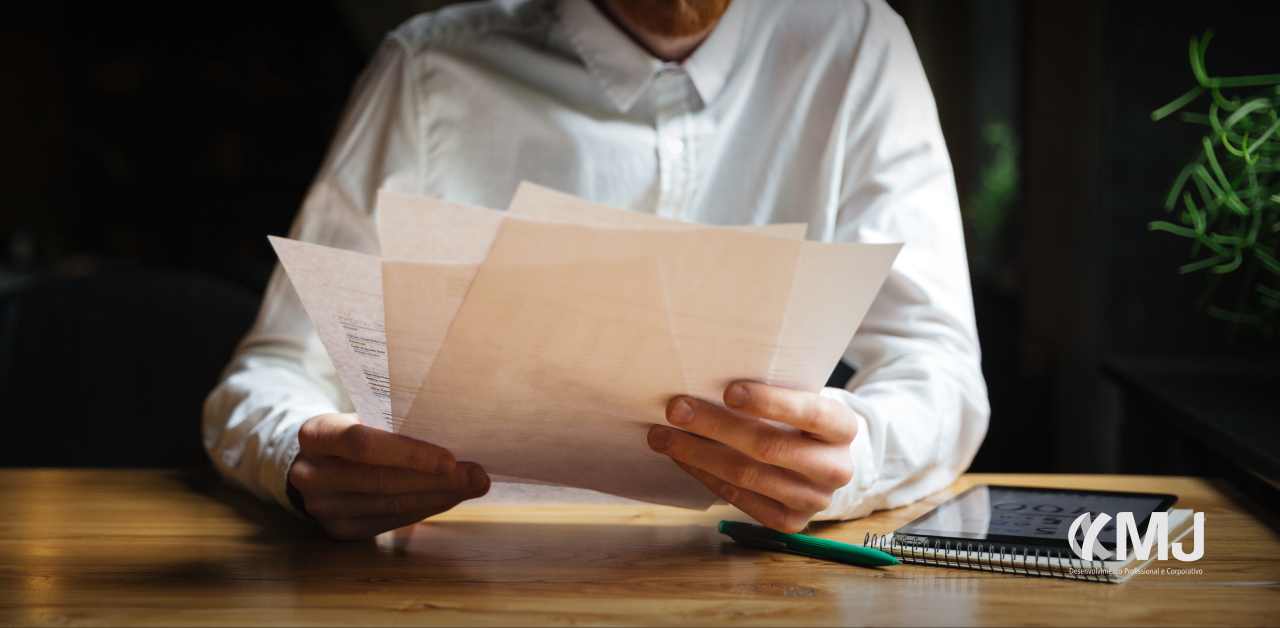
[259,413,326,523]
[810,387,879,521]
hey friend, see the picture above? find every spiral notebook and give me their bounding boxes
[861,485,1196,583]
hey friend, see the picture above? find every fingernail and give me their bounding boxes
[434,454,456,475]
[669,399,693,426]
[726,384,748,408]
[466,466,488,489]
[648,426,671,451]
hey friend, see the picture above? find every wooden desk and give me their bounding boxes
[2,471,1278,626]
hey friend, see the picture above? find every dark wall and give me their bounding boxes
[0,0,365,295]
[1103,0,1280,358]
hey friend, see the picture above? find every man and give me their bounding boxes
[204,0,989,540]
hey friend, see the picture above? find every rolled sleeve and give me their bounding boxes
[812,6,989,521]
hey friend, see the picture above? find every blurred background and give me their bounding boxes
[1,0,1276,510]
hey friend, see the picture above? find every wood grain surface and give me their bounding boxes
[2,470,1278,626]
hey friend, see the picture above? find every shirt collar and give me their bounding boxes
[682,0,744,107]
[557,0,744,113]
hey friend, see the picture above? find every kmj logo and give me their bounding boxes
[1067,512,1204,561]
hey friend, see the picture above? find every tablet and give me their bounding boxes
[894,485,1178,554]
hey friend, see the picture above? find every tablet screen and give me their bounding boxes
[894,485,1178,551]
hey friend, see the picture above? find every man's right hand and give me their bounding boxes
[289,412,490,540]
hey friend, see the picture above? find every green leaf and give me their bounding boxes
[1211,248,1242,273]
[1249,118,1280,156]
[1224,99,1272,130]
[1257,283,1280,299]
[1206,306,1261,324]
[1148,221,1197,237]
[1256,249,1280,276]
[1190,34,1210,87]
[1214,74,1280,87]
[1260,295,1280,310]
[1245,208,1262,247]
[1152,85,1207,121]
[1198,28,1214,57]
[1179,112,1212,125]
[1191,166,1219,208]
[1201,137,1251,214]
[1164,165,1194,211]
[1211,85,1240,111]
[1179,255,1226,273]
[1192,164,1226,198]
[1184,191,1206,232]
[1222,132,1248,157]
[1234,186,1272,197]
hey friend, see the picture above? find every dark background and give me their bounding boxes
[1,0,1276,505]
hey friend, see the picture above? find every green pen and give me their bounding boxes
[718,520,899,567]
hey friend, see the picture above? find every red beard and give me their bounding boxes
[608,0,734,37]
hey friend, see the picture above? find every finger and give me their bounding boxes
[292,456,487,496]
[648,426,833,513]
[672,460,812,534]
[307,472,491,520]
[301,414,456,474]
[723,382,856,443]
[665,397,843,484]
[323,505,458,541]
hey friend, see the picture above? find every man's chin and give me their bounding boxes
[609,0,734,38]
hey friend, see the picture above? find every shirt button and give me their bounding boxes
[663,138,685,155]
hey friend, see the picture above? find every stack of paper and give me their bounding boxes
[270,182,900,509]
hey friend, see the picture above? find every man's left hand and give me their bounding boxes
[647,381,857,533]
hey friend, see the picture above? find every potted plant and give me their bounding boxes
[1148,29,1279,339]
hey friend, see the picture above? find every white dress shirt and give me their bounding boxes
[204,0,989,521]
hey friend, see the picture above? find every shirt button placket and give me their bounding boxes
[653,63,693,221]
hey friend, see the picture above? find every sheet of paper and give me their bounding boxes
[268,233,602,503]
[400,213,900,509]
[506,184,898,398]
[378,192,505,429]
[379,192,590,498]
[268,236,393,432]
[378,185,807,428]
[377,189,810,505]
[507,181,809,240]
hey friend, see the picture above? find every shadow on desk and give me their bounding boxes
[177,468,327,544]
[1207,477,1280,536]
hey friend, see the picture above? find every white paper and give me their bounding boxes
[268,236,394,432]
[378,185,807,428]
[378,192,505,429]
[276,187,898,509]
[400,194,900,508]
[506,182,810,241]
[377,189,813,506]
[266,232,602,504]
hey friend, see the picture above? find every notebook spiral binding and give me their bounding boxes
[862,533,1113,582]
